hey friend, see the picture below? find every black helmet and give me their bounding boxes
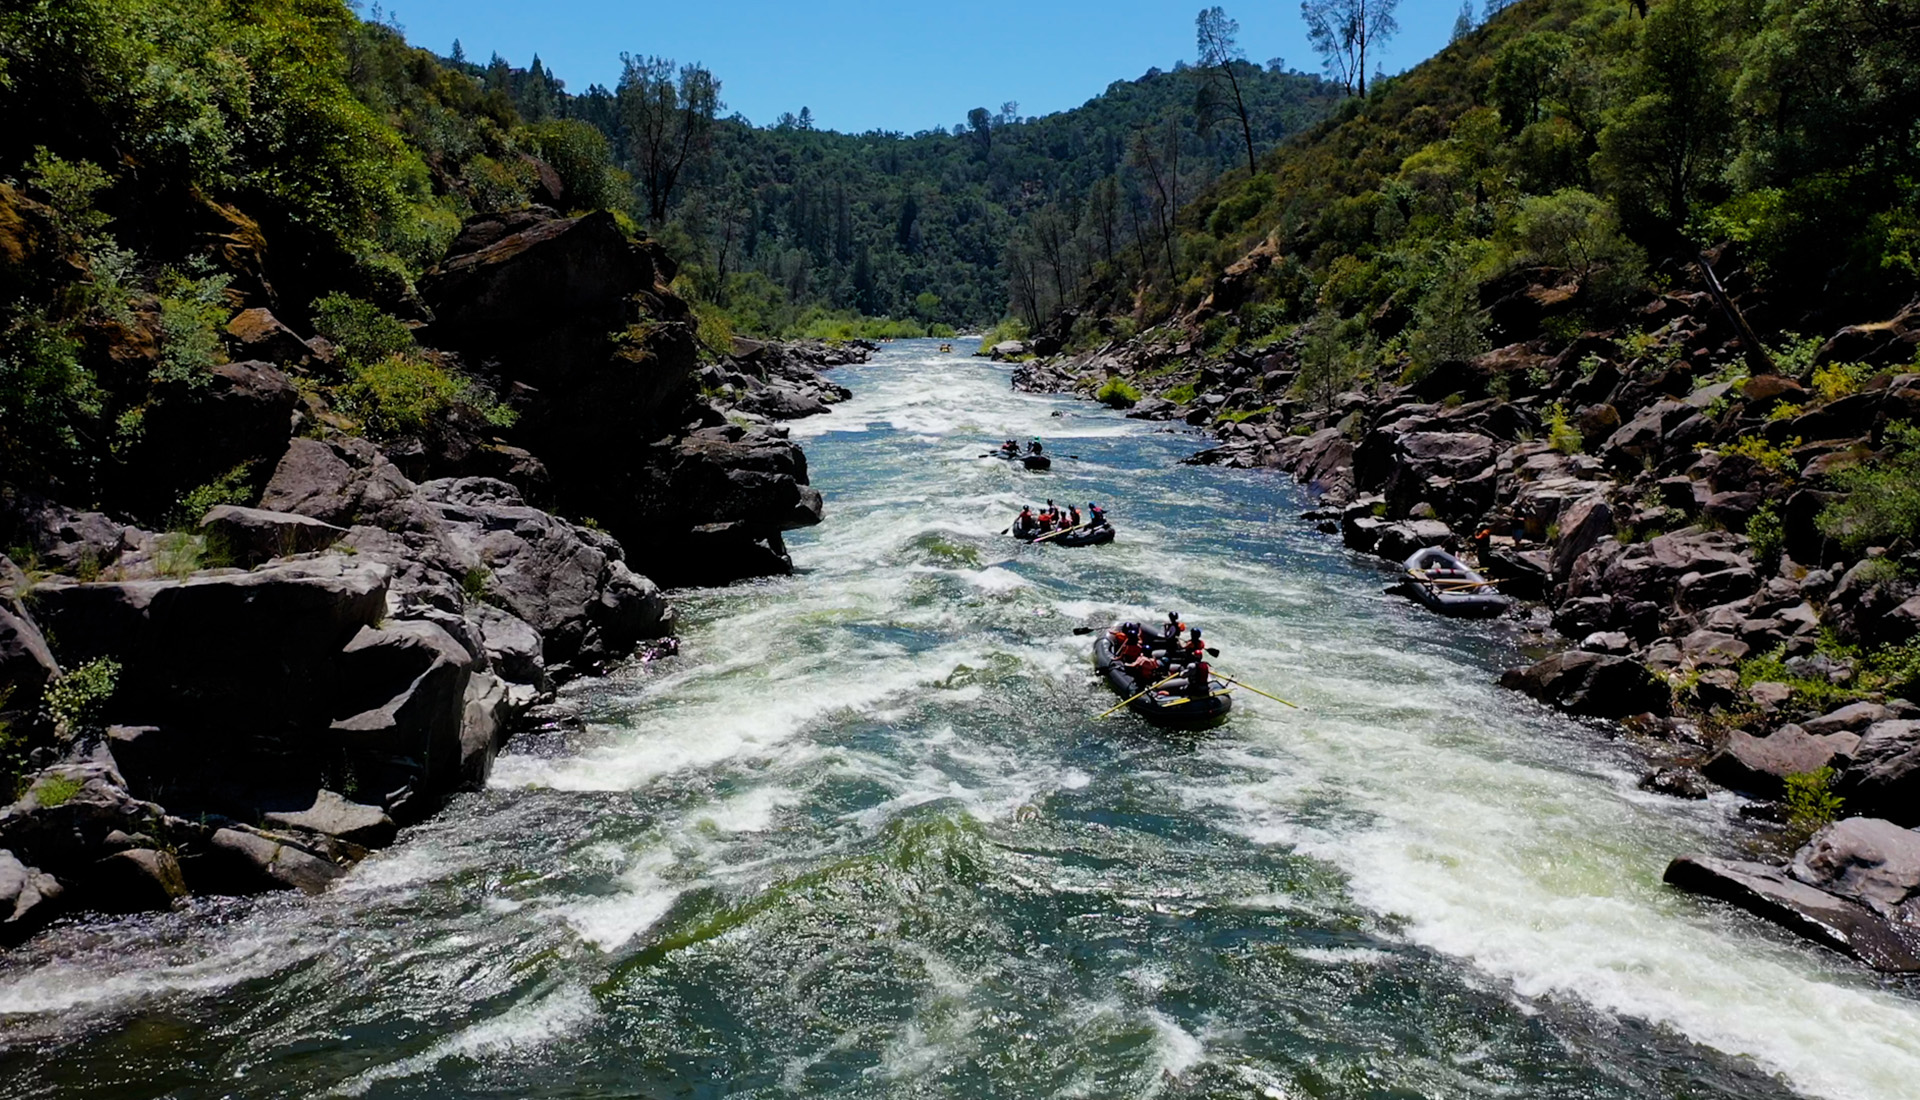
[1190,627,1203,639]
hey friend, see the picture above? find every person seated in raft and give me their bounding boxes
[1124,645,1163,681]
[1161,656,1215,700]
[1000,439,1020,456]
[1013,506,1037,538]
[1066,504,1082,529]
[1087,503,1108,529]
[1180,626,1208,662]
[1028,438,1044,455]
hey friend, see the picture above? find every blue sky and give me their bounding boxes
[375,0,1464,134]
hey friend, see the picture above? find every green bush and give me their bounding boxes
[337,354,464,436]
[153,267,233,386]
[1745,501,1784,565]
[32,774,85,808]
[311,293,416,366]
[1818,421,1920,550]
[1546,402,1582,454]
[1094,378,1141,407]
[44,657,120,737]
[1784,767,1844,835]
[1164,381,1199,404]
[173,463,256,526]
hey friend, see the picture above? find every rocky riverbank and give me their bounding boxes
[1010,264,1920,970]
[0,206,866,942]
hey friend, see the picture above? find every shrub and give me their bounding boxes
[1783,767,1844,835]
[1094,378,1141,407]
[337,355,462,436]
[32,774,84,808]
[173,463,256,526]
[44,657,120,736]
[1745,501,1784,565]
[1722,435,1800,478]
[1164,381,1199,404]
[1546,402,1582,454]
[1818,421,1920,550]
[1811,362,1874,402]
[153,268,233,387]
[311,294,416,366]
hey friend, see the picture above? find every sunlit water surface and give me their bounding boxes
[2,339,1917,1099]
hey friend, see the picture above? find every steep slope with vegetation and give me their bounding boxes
[1013,0,1920,968]
[459,47,1341,333]
[0,0,844,934]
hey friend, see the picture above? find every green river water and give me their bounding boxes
[1,338,1917,1099]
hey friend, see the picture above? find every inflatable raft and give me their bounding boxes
[1092,631,1231,730]
[1400,546,1512,618]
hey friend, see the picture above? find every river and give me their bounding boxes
[1,338,1917,1099]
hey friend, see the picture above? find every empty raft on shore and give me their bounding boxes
[1093,631,1231,730]
[1398,546,1512,618]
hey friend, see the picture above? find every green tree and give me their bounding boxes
[1301,0,1400,97]
[617,55,721,224]
[1196,7,1258,176]
[1595,0,1734,232]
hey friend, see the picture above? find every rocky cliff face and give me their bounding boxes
[0,205,864,940]
[414,207,828,585]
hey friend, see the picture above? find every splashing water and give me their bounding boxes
[2,339,1917,1099]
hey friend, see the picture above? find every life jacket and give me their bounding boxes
[1068,508,1082,527]
[1118,640,1144,661]
[1186,661,1212,696]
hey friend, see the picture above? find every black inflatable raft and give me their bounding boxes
[1093,632,1231,730]
[1012,522,1114,546]
[991,450,1051,471]
[1399,546,1512,618]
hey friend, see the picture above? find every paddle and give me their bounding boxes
[1216,675,1299,709]
[1158,690,1234,708]
[1031,522,1089,544]
[1098,673,1183,719]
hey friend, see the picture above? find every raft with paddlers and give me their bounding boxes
[1010,501,1114,545]
[983,438,1051,470]
[1091,617,1232,730]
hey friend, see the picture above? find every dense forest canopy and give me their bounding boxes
[460,39,1341,332]
[1110,0,1920,367]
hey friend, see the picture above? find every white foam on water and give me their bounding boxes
[0,930,321,1017]
[322,983,596,1097]
[554,846,683,952]
[1145,1008,1207,1082]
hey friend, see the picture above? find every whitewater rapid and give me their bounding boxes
[0,339,1914,1099]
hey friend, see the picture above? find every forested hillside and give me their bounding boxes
[1071,0,1919,357]
[462,47,1341,331]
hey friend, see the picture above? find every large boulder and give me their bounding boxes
[117,360,298,515]
[331,620,474,816]
[1549,496,1613,583]
[0,601,58,727]
[0,850,63,945]
[198,505,348,566]
[262,789,397,848]
[1372,520,1454,563]
[1702,725,1861,798]
[1838,721,1920,826]
[28,556,390,738]
[1500,651,1670,717]
[1665,854,1920,971]
[225,307,325,368]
